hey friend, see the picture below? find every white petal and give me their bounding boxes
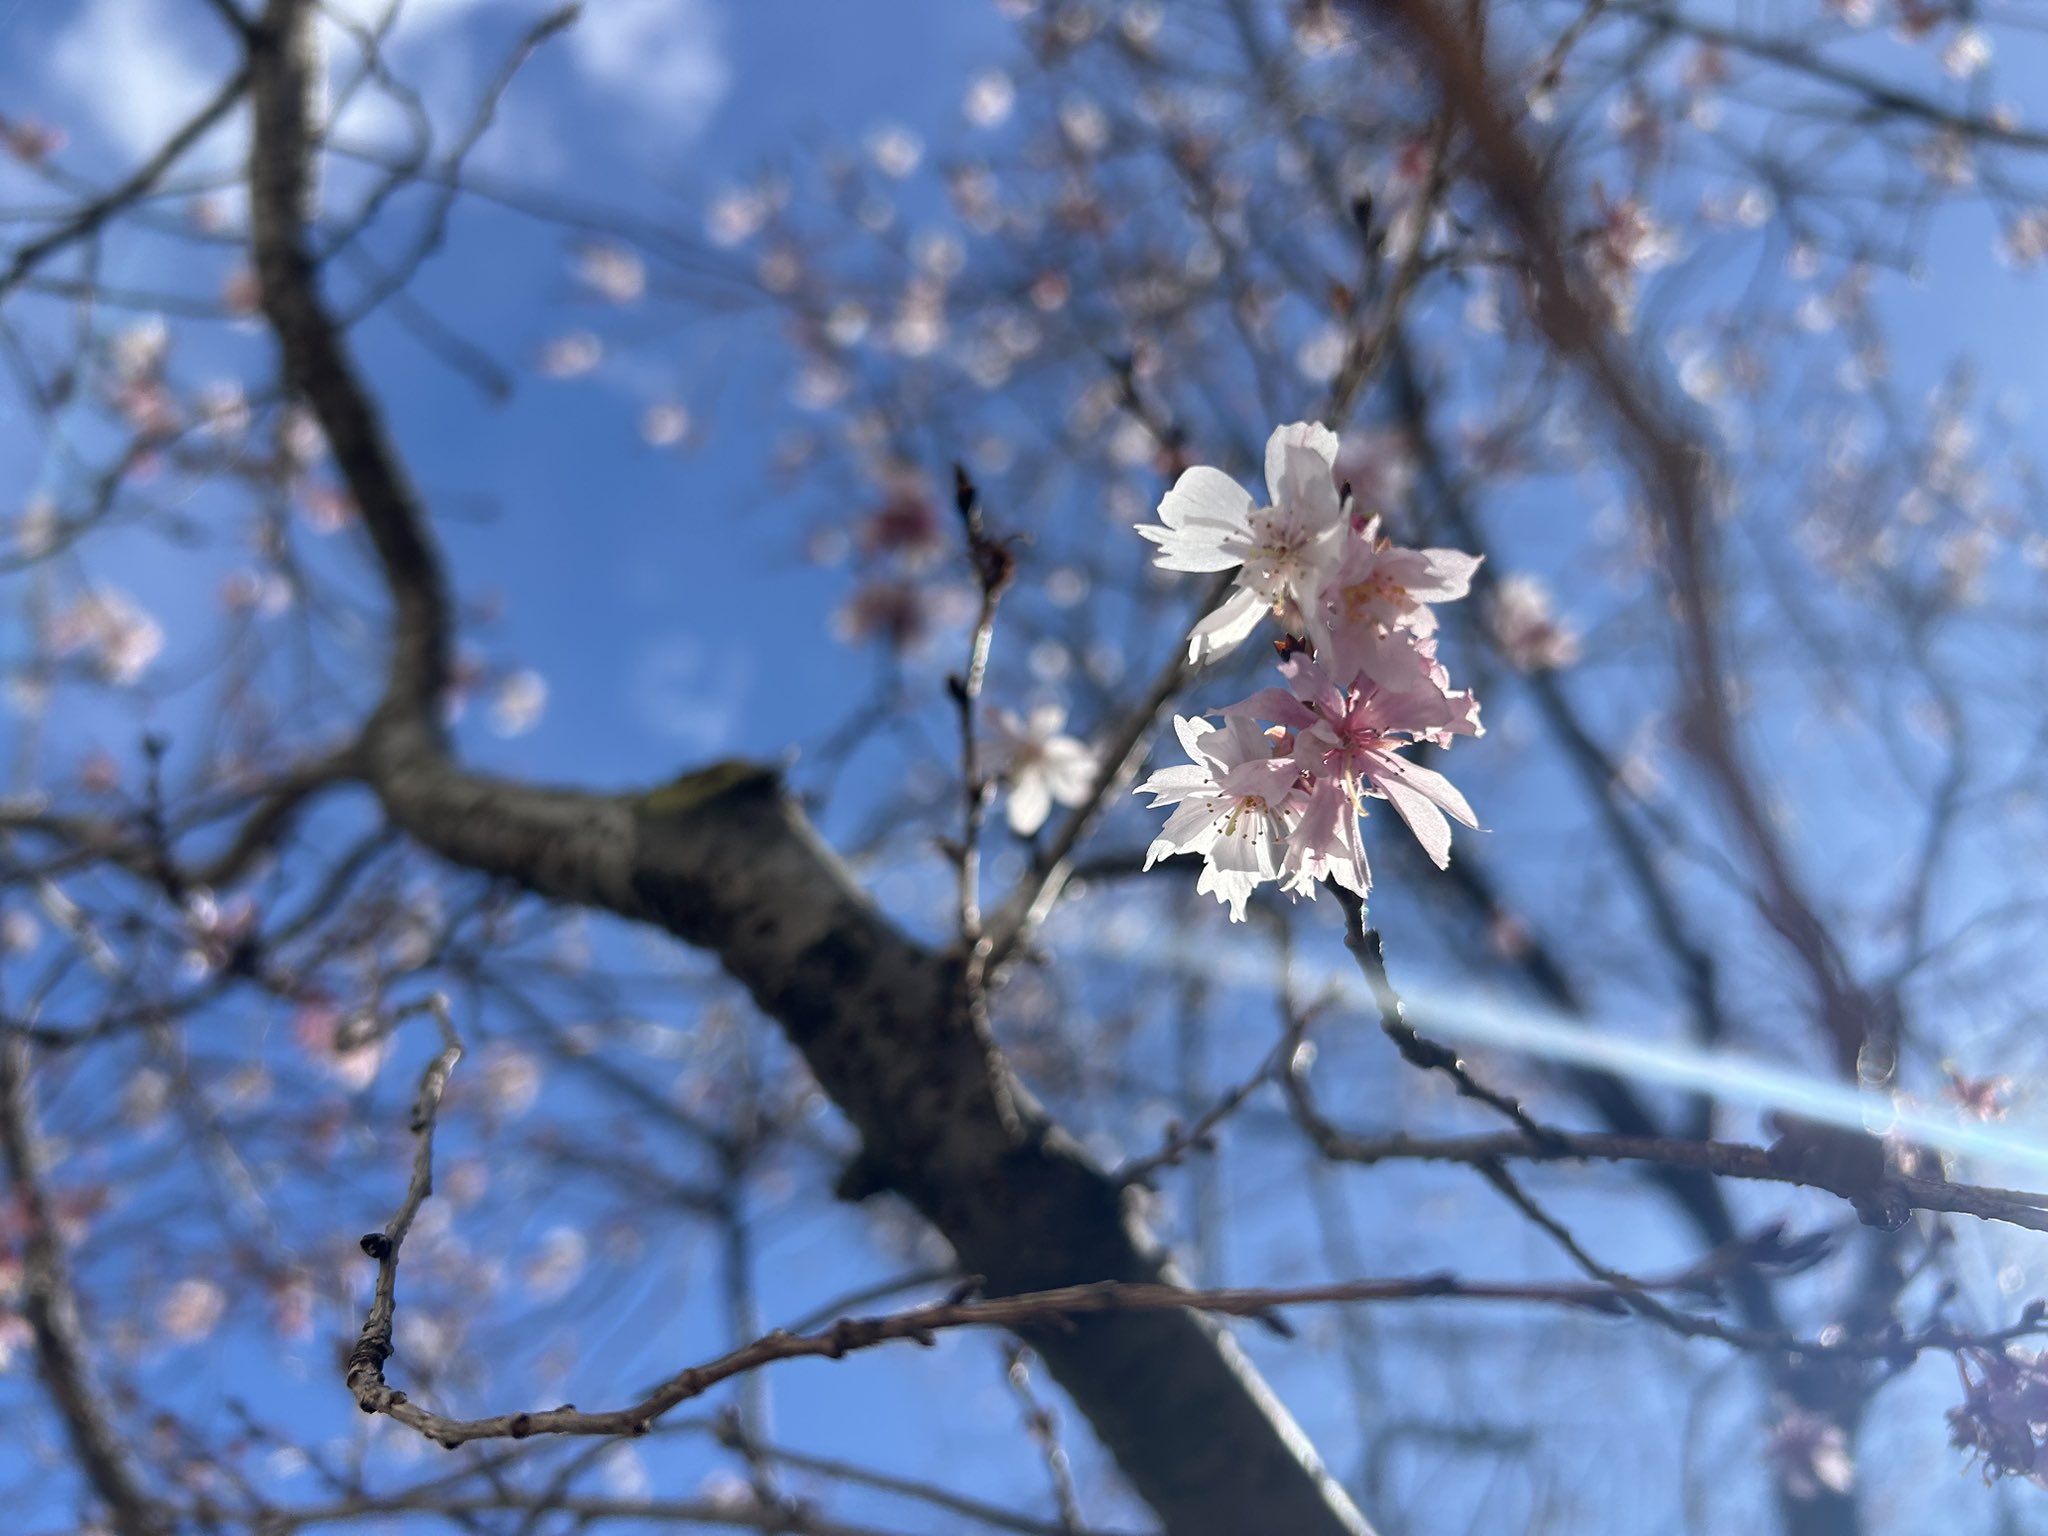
[1007,772,1052,836]
[1158,465,1257,531]
[1263,421,1340,505]
[1186,585,1267,665]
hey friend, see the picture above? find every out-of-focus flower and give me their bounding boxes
[987,704,1097,836]
[574,243,646,303]
[158,1278,227,1343]
[537,331,603,378]
[47,589,164,684]
[1488,573,1582,672]
[490,670,548,737]
[964,70,1015,127]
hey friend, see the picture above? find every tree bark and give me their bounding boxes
[246,3,1371,1530]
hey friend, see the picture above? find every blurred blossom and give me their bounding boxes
[221,265,261,317]
[78,751,120,795]
[477,1043,542,1119]
[0,114,65,163]
[282,405,327,469]
[48,588,165,685]
[300,484,355,534]
[949,164,1002,232]
[706,186,768,247]
[1943,26,1991,79]
[1488,575,1582,672]
[1046,567,1088,607]
[793,361,853,409]
[110,316,169,383]
[640,401,691,447]
[442,1157,489,1208]
[1917,130,1975,187]
[866,123,924,178]
[824,301,870,348]
[158,1278,226,1343]
[395,1309,455,1369]
[269,1271,315,1341]
[987,704,1097,836]
[915,230,965,278]
[698,1470,755,1513]
[1295,323,1347,384]
[538,331,603,378]
[197,380,251,439]
[0,1312,33,1371]
[1944,1067,2013,1121]
[522,1226,588,1301]
[15,493,57,559]
[0,909,38,956]
[1768,1408,1854,1499]
[1059,96,1110,155]
[859,478,945,566]
[1030,270,1071,312]
[490,670,549,737]
[964,69,1015,127]
[121,1068,171,1130]
[1027,640,1071,682]
[574,242,646,303]
[834,579,929,651]
[601,1444,651,1499]
[758,244,801,292]
[221,569,293,617]
[294,1000,386,1091]
[889,280,948,357]
[1333,428,1415,512]
[1998,211,2048,268]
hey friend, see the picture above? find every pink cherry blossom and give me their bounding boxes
[1137,421,1346,664]
[1224,652,1478,872]
[1138,716,1301,921]
[1134,425,1484,916]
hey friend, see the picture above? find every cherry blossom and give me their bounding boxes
[1137,421,1347,664]
[1488,572,1582,672]
[1138,716,1301,921]
[988,704,1098,836]
[1135,423,1484,918]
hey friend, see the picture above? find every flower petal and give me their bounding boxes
[1263,421,1340,506]
[1186,584,1267,664]
[1139,467,1256,572]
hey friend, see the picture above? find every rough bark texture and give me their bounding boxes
[247,2,1371,1530]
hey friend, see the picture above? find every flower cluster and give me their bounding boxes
[1135,422,1483,920]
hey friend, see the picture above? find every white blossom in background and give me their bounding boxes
[158,1278,226,1343]
[47,588,164,684]
[963,69,1015,128]
[490,670,549,737]
[1135,422,1485,919]
[1488,573,1582,672]
[110,316,168,383]
[987,704,1098,836]
[537,331,602,378]
[866,123,924,178]
[574,242,646,303]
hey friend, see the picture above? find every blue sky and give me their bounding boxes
[11,2,2048,1531]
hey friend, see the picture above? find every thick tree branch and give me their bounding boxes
[244,4,1368,1531]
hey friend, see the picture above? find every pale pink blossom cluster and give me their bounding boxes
[1134,422,1483,920]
